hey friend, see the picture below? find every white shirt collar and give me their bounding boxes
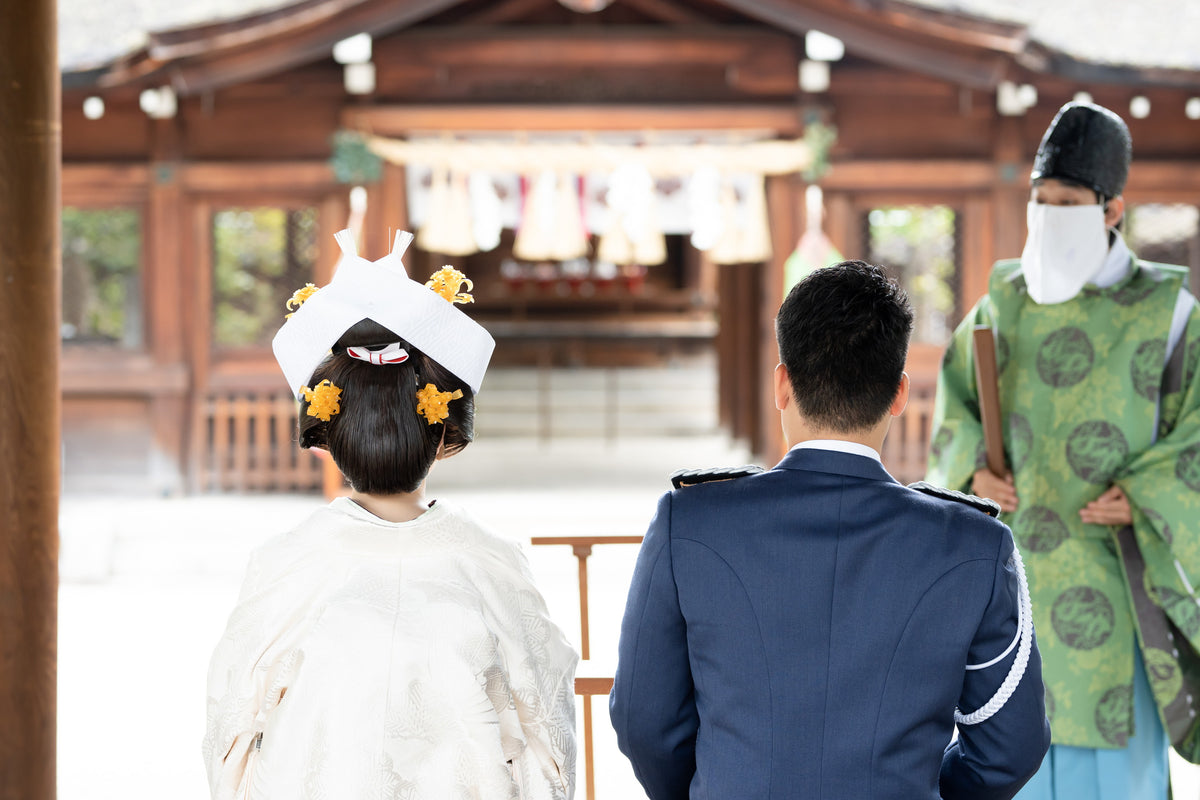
[1091,229,1132,288]
[790,439,882,463]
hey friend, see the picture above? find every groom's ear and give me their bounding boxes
[774,363,792,412]
[889,372,910,418]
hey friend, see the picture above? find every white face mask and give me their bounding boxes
[1020,203,1109,304]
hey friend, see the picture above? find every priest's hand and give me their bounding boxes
[971,469,1018,513]
[1080,486,1133,526]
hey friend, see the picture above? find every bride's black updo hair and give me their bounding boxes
[298,318,475,494]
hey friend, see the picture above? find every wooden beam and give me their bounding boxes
[1125,163,1200,194]
[872,0,1026,55]
[0,0,59,795]
[177,161,338,193]
[822,160,997,192]
[620,0,713,24]
[457,0,548,25]
[1021,43,1200,91]
[388,27,797,69]
[820,159,1200,198]
[102,0,462,94]
[60,361,190,393]
[143,0,354,58]
[343,103,802,133]
[717,0,1010,90]
[63,164,151,195]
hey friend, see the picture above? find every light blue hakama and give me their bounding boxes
[1016,646,1168,800]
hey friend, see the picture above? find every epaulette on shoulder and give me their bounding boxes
[907,481,1001,518]
[671,465,764,490]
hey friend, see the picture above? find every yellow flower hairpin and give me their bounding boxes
[285,283,320,318]
[415,383,464,425]
[301,379,342,422]
[282,283,319,316]
[425,266,474,305]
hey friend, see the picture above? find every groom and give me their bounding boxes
[610,261,1049,799]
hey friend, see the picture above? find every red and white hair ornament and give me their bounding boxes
[346,342,410,365]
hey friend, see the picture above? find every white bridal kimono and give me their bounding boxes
[203,498,578,800]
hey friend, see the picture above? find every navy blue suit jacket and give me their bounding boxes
[610,448,1050,799]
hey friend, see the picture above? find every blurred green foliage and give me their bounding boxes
[330,130,383,185]
[61,207,142,346]
[867,205,957,345]
[212,207,318,348]
[802,121,837,183]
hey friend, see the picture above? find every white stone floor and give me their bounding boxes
[58,435,1200,799]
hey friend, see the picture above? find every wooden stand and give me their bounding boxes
[531,535,644,800]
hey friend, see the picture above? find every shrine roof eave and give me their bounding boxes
[60,0,1200,96]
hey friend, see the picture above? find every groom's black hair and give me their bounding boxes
[775,261,913,433]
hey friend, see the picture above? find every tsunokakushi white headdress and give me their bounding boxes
[272,229,495,399]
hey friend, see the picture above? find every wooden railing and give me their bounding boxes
[190,376,939,493]
[531,535,643,800]
[192,392,323,492]
[881,381,937,485]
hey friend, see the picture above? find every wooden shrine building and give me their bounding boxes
[59,0,1200,493]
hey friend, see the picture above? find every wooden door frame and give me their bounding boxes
[181,180,348,489]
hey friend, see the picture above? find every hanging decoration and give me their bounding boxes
[687,166,724,252]
[367,133,818,263]
[597,163,666,266]
[708,174,773,265]
[416,169,476,256]
[784,185,845,286]
[468,172,503,253]
[512,172,590,262]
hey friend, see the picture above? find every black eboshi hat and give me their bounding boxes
[1031,102,1132,200]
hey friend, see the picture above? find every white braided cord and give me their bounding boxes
[954,542,1033,726]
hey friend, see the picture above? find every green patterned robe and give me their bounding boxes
[927,255,1200,754]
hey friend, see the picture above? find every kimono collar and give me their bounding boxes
[1091,230,1134,289]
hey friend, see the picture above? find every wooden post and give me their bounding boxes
[0,0,60,797]
[571,543,595,800]
[530,534,643,800]
[992,117,1028,263]
[147,118,187,494]
[761,175,801,462]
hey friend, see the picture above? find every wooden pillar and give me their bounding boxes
[961,195,995,310]
[380,161,410,237]
[993,117,1028,264]
[760,175,801,462]
[0,0,60,796]
[824,191,857,261]
[738,263,762,452]
[715,263,737,436]
[147,117,187,494]
[718,263,760,448]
